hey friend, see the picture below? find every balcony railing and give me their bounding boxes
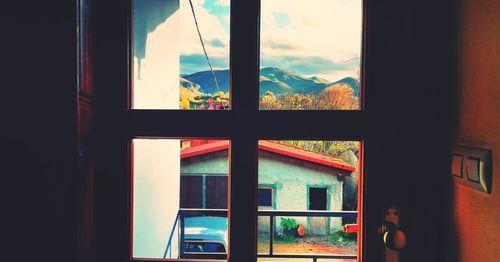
[258,210,358,261]
[164,208,358,261]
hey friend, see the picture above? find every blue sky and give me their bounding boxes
[180,0,361,82]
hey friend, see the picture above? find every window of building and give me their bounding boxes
[258,187,274,208]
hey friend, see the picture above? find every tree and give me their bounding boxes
[314,83,359,110]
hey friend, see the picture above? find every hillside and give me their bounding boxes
[181,67,359,97]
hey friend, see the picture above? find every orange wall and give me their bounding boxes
[453,0,500,261]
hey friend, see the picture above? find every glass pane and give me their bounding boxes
[259,0,362,110]
[133,0,230,109]
[257,140,360,260]
[259,188,273,207]
[132,139,229,259]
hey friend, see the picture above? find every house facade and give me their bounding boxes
[180,140,355,236]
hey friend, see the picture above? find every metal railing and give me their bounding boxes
[257,209,358,261]
[164,209,358,261]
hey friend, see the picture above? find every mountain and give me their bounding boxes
[259,67,329,96]
[181,67,359,96]
[181,70,230,95]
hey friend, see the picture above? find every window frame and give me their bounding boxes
[91,0,369,261]
[257,185,275,209]
[307,185,330,211]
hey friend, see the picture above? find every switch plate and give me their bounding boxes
[452,145,492,193]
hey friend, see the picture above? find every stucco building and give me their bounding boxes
[180,140,355,235]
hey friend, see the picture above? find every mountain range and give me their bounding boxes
[181,67,360,97]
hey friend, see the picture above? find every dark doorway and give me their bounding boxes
[309,187,327,210]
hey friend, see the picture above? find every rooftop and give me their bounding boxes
[181,140,356,172]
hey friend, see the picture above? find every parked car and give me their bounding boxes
[182,216,228,259]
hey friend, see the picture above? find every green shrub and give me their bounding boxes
[277,218,298,243]
[280,218,298,231]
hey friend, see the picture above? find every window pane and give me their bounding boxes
[259,0,362,110]
[259,188,273,207]
[133,0,230,109]
[132,139,229,259]
[257,140,360,259]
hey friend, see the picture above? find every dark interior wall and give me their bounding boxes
[2,1,78,262]
[450,0,500,261]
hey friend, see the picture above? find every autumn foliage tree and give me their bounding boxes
[259,83,359,110]
[315,83,359,110]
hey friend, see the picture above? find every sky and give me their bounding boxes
[180,0,362,82]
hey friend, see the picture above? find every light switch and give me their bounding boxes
[452,145,492,193]
[466,157,480,183]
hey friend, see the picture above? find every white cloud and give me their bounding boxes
[215,0,230,6]
[180,0,229,58]
[177,0,361,79]
[260,0,362,63]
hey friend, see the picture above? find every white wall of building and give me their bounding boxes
[133,139,180,258]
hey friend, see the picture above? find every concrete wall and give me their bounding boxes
[450,0,500,261]
[258,154,344,235]
[133,139,180,259]
[181,154,229,174]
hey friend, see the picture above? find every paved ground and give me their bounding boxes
[257,235,357,258]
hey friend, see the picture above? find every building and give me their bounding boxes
[180,140,355,235]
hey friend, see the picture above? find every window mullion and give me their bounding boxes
[229,0,261,261]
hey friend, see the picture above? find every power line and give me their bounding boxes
[187,0,227,110]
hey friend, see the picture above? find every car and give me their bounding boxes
[182,216,228,259]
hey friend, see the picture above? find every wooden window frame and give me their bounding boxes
[91,0,370,261]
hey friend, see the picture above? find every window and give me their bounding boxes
[258,187,274,208]
[259,0,362,110]
[92,0,366,260]
[132,0,231,110]
[133,139,229,259]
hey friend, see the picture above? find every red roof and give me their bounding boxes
[181,140,356,172]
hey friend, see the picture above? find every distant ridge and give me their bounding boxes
[181,67,359,96]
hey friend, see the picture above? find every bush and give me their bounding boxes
[280,218,298,231]
[277,218,298,243]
